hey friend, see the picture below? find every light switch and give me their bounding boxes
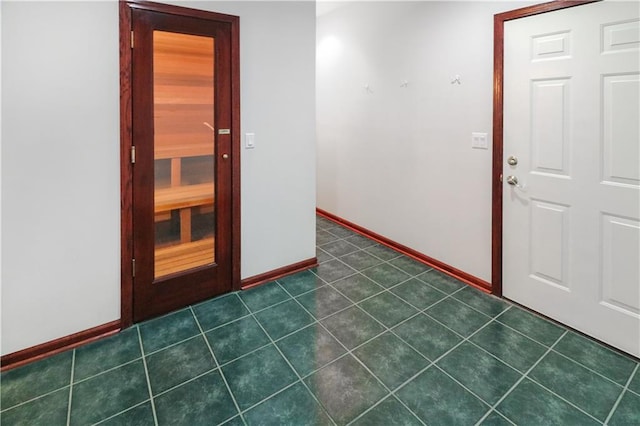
[245,133,255,149]
[472,132,488,149]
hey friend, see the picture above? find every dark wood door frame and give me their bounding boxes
[119,0,241,327]
[492,0,599,297]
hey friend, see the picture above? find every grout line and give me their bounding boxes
[604,362,638,425]
[478,329,606,426]
[234,293,337,426]
[473,330,568,425]
[280,279,483,426]
[136,326,159,426]
[66,350,75,426]
[549,348,632,390]
[0,385,72,413]
[71,356,145,385]
[190,306,246,426]
[92,400,152,425]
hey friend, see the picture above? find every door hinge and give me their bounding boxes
[131,31,134,49]
[132,259,136,277]
[131,146,136,164]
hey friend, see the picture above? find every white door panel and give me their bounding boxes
[504,1,640,357]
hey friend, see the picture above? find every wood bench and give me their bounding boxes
[154,182,214,243]
[155,237,215,277]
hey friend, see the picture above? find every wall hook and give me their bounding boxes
[451,75,461,85]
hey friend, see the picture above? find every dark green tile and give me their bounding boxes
[351,397,421,426]
[254,299,314,339]
[70,360,148,425]
[480,410,513,426]
[427,298,490,337]
[529,351,622,421]
[396,367,488,426]
[362,263,410,288]
[554,332,637,385]
[496,307,564,347]
[392,278,447,310]
[453,286,509,317]
[146,335,215,394]
[278,270,326,296]
[438,342,521,405]
[139,309,199,354]
[316,248,334,264]
[192,293,249,331]
[359,292,417,328]
[321,306,386,350]
[629,368,640,394]
[276,324,346,376]
[340,251,383,271]
[354,332,428,390]
[497,379,599,425]
[0,388,68,426]
[316,216,334,229]
[206,316,270,364]
[332,274,384,302]
[393,314,462,360]
[154,370,237,425]
[319,240,360,257]
[74,327,141,381]
[296,286,352,320]
[325,225,356,239]
[389,256,431,276]
[470,321,547,373]
[609,390,640,426]
[244,382,332,426]
[365,244,401,261]
[100,402,155,426]
[305,355,387,424]
[239,281,290,312]
[314,260,356,283]
[0,350,72,409]
[417,270,465,294]
[222,345,297,410]
[221,415,245,426]
[316,229,339,245]
[345,234,377,249]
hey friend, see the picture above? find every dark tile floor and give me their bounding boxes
[2,215,639,425]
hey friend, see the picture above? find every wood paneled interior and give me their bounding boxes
[153,30,216,277]
[155,237,215,277]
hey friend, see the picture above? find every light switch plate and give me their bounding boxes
[245,133,255,149]
[472,132,488,149]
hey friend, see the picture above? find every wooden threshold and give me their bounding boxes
[316,208,492,293]
[1,320,121,372]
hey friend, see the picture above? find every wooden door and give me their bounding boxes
[502,1,639,357]
[128,4,238,322]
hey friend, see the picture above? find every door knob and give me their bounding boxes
[222,154,229,159]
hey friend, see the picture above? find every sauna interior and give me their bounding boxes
[153,31,216,278]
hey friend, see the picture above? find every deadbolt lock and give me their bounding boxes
[507,155,518,166]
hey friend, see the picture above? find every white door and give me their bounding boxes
[503,1,640,357]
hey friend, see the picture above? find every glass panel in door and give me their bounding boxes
[152,31,215,279]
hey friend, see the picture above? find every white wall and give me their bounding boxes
[1,1,316,356]
[317,1,529,282]
[168,1,317,279]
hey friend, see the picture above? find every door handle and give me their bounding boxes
[222,153,229,160]
[506,175,525,190]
